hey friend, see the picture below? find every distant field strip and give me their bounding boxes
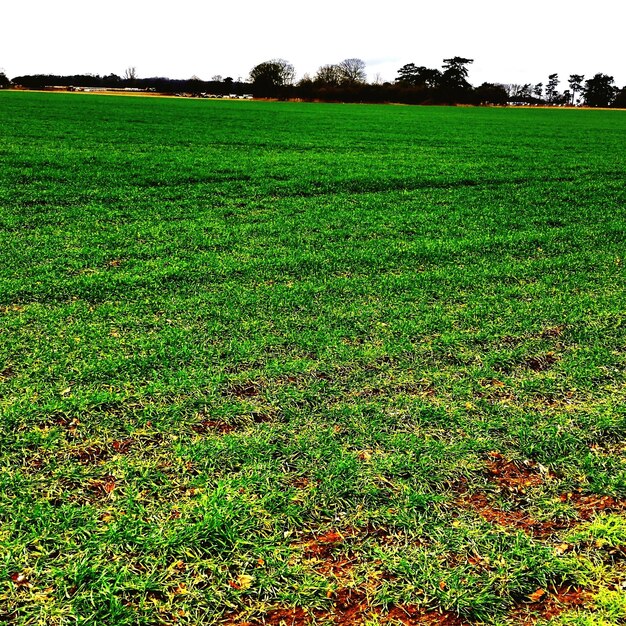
[1,92,626,625]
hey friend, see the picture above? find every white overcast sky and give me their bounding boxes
[1,0,624,87]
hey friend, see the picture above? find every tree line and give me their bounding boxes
[1,57,625,108]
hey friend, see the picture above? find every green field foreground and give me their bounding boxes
[1,92,626,625]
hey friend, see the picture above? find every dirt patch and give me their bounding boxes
[72,445,108,464]
[226,383,263,398]
[523,352,559,372]
[454,460,624,538]
[89,475,116,497]
[302,530,344,559]
[111,438,134,454]
[383,605,466,625]
[71,438,135,464]
[510,585,590,624]
[0,366,16,380]
[356,383,434,399]
[484,453,553,494]
[312,371,332,381]
[229,607,326,626]
[457,491,566,538]
[192,419,237,435]
[290,477,312,489]
[561,492,626,520]
[224,599,464,625]
[250,411,273,423]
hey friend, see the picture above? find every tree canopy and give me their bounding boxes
[583,73,617,107]
[249,59,295,97]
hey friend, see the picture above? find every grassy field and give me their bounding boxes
[1,91,626,625]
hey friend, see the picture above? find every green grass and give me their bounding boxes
[1,91,626,625]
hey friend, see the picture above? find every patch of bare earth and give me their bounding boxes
[224,601,464,625]
[523,352,559,372]
[453,453,626,538]
[192,419,237,434]
[562,492,626,520]
[509,585,590,625]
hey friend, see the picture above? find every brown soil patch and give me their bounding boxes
[89,475,116,496]
[227,383,263,398]
[224,599,465,625]
[510,585,590,624]
[523,352,559,372]
[383,606,465,625]
[457,492,566,538]
[484,454,552,494]
[71,438,135,464]
[312,371,332,381]
[250,411,273,423]
[290,477,312,489]
[111,438,134,454]
[0,366,16,380]
[192,419,237,434]
[302,530,344,559]
[560,492,626,520]
[72,445,108,464]
[454,459,625,538]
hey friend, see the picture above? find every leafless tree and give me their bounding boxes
[123,67,137,81]
[502,83,532,99]
[337,58,366,85]
[314,64,342,86]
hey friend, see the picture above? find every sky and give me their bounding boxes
[1,0,624,89]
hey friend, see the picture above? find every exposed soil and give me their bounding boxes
[192,419,237,434]
[250,411,273,423]
[484,453,553,494]
[89,475,116,496]
[457,491,566,538]
[224,598,465,625]
[72,444,108,464]
[227,383,263,398]
[453,454,625,538]
[302,530,345,559]
[223,526,465,625]
[290,477,313,489]
[0,365,16,380]
[71,438,135,464]
[111,438,134,453]
[510,585,590,624]
[539,326,564,339]
[523,352,559,372]
[561,492,626,520]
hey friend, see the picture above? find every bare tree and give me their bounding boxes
[123,67,137,81]
[314,64,342,86]
[337,58,366,85]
